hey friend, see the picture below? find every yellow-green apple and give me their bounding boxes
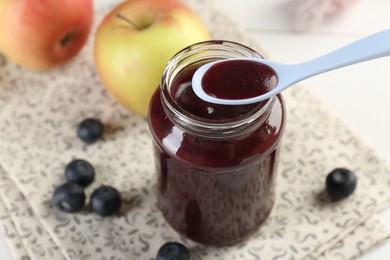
[94,0,210,117]
[0,0,93,70]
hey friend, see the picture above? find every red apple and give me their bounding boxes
[0,0,93,70]
[94,0,211,117]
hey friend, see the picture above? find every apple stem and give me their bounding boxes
[116,13,141,30]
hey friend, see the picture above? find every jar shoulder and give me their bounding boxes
[149,90,286,168]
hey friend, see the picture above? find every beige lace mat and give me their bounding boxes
[1,1,390,259]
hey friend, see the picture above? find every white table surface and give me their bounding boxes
[1,0,390,259]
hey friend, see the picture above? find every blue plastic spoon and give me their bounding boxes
[192,29,390,105]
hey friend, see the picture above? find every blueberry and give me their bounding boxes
[90,185,122,216]
[52,182,86,213]
[326,168,357,200]
[77,118,104,144]
[65,159,95,187]
[156,242,190,260]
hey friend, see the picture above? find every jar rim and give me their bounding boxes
[160,40,276,137]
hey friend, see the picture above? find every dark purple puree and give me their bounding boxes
[202,59,277,100]
[148,59,285,246]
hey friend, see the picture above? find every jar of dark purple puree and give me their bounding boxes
[148,41,286,246]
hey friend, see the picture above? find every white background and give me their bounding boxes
[1,0,390,259]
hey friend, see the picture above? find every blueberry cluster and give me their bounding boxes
[51,118,122,217]
[52,159,122,216]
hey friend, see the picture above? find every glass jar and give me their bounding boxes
[148,41,286,246]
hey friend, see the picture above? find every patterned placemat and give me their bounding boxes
[0,1,390,259]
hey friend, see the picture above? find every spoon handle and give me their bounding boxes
[282,29,390,85]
